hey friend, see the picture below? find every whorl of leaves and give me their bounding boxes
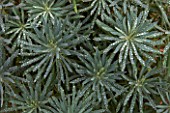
[117,61,163,113]
[0,45,19,107]
[0,74,53,113]
[1,0,170,113]
[24,0,73,24]
[20,18,87,89]
[49,86,105,113]
[95,7,163,71]
[71,48,124,108]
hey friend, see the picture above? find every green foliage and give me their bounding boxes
[95,7,163,71]
[24,0,72,24]
[0,0,24,32]
[0,49,19,107]
[20,18,87,88]
[0,0,14,32]
[49,86,105,113]
[1,73,53,113]
[156,90,170,113]
[81,0,112,19]
[78,0,112,27]
[71,48,124,108]
[1,0,170,113]
[117,62,164,113]
[110,0,148,9]
[5,7,32,50]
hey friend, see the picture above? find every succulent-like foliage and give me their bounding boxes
[20,19,86,86]
[49,86,105,113]
[0,39,6,64]
[0,0,23,32]
[77,0,112,27]
[0,48,19,107]
[24,0,72,24]
[71,48,124,108]
[1,0,170,112]
[156,91,170,113]
[5,7,32,50]
[81,0,112,20]
[110,0,148,10]
[164,35,170,54]
[0,0,13,31]
[95,7,163,71]
[1,73,53,113]
[117,62,163,113]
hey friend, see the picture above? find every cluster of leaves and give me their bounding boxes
[1,0,170,113]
